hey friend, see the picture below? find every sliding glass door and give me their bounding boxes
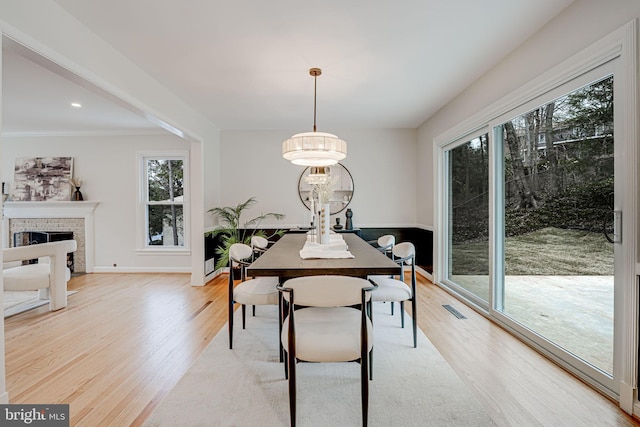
[494,75,615,377]
[440,62,623,395]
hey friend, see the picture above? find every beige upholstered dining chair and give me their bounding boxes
[250,235,270,261]
[369,242,417,348]
[367,234,395,258]
[227,243,279,349]
[278,275,375,427]
[376,234,395,257]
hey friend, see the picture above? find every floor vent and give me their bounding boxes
[443,304,467,319]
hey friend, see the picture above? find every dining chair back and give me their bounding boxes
[367,234,395,258]
[376,234,395,257]
[278,275,375,427]
[250,235,270,261]
[228,243,279,350]
[370,242,417,348]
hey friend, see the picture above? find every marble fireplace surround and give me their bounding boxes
[3,201,99,273]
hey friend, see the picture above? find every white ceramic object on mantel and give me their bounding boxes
[320,203,331,244]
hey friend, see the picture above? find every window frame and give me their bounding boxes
[137,150,190,253]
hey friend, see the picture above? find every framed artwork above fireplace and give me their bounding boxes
[13,156,74,201]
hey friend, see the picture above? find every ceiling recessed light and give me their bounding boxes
[70,102,82,108]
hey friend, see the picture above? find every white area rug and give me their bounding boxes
[144,304,495,427]
[4,290,77,318]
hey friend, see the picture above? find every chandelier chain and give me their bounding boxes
[313,70,318,132]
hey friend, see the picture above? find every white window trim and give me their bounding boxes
[136,150,191,253]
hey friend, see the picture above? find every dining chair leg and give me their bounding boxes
[252,305,256,317]
[283,350,289,379]
[241,304,247,329]
[361,353,369,427]
[368,302,374,381]
[412,297,417,348]
[288,353,297,427]
[400,301,405,328]
[278,296,284,363]
[228,300,234,350]
[390,301,394,315]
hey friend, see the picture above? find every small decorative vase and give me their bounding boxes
[320,203,331,244]
[333,217,343,230]
[345,208,353,230]
[73,187,84,201]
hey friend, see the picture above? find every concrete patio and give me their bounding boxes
[450,275,613,373]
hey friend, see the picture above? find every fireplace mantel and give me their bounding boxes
[3,201,99,218]
[2,201,99,272]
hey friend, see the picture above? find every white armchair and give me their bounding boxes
[2,240,77,311]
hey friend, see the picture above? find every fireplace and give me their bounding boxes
[13,231,75,272]
[3,201,99,273]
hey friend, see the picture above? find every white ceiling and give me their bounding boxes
[3,0,573,135]
[2,40,161,135]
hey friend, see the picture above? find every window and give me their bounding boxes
[139,152,188,249]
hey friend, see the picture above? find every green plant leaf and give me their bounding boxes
[208,197,285,270]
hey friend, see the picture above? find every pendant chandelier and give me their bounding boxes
[282,68,347,166]
[305,166,331,184]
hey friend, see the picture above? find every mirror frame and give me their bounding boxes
[298,163,354,215]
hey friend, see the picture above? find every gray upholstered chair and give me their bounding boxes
[278,275,375,427]
[370,242,417,348]
[227,243,279,349]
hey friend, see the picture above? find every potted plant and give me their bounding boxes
[207,197,285,272]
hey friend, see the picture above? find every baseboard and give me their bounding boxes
[204,269,224,284]
[416,266,433,282]
[92,266,192,273]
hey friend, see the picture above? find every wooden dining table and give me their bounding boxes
[246,232,401,281]
[248,232,400,363]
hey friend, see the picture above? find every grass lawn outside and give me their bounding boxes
[451,227,614,276]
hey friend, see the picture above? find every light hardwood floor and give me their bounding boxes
[4,272,640,426]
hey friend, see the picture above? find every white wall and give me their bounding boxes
[417,0,640,227]
[220,128,418,229]
[2,134,193,271]
[0,0,224,285]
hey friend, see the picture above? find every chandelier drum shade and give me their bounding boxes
[282,68,347,166]
[282,132,347,166]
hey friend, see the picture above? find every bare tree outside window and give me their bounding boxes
[502,75,613,241]
[146,158,184,246]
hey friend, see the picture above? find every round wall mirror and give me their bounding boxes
[298,163,354,215]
